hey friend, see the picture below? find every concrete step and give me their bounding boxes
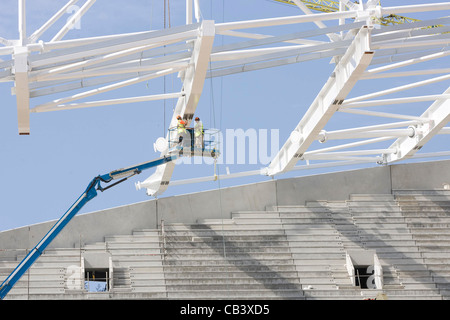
[164,277,301,287]
[105,233,159,241]
[278,212,332,219]
[165,246,292,254]
[287,241,343,248]
[165,240,290,249]
[395,194,450,201]
[393,190,450,196]
[163,226,286,235]
[347,201,399,208]
[106,242,161,249]
[166,289,305,299]
[408,223,450,228]
[405,216,450,223]
[352,217,406,223]
[231,212,280,219]
[279,218,334,224]
[163,258,295,267]
[359,234,414,240]
[164,233,288,241]
[305,288,441,300]
[272,206,329,213]
[289,247,344,254]
[164,270,300,280]
[350,194,395,201]
[409,227,450,234]
[164,264,297,273]
[164,252,294,260]
[400,206,450,213]
[418,245,450,252]
[284,228,339,235]
[350,211,403,217]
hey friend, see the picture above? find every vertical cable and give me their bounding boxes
[163,0,167,135]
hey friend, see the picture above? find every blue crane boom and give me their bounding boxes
[0,154,177,299]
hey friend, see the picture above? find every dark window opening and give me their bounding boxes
[85,269,109,292]
[355,266,375,289]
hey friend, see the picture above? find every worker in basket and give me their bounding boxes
[194,116,204,150]
[176,115,188,152]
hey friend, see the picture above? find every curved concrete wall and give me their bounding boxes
[1,159,449,250]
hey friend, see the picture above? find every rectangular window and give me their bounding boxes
[85,269,109,292]
[355,266,375,289]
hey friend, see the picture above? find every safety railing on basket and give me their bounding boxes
[167,127,220,159]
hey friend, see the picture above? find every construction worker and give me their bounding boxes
[176,115,187,150]
[194,117,204,150]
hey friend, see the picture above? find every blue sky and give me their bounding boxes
[0,0,449,231]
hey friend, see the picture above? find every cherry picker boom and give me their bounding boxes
[0,154,177,300]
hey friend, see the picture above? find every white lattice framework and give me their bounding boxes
[1,0,449,196]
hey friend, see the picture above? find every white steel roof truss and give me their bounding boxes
[3,1,450,192]
[264,25,375,176]
[50,0,96,42]
[32,66,185,113]
[206,22,370,78]
[29,29,197,72]
[28,0,80,44]
[26,30,199,112]
[327,27,450,167]
[207,47,348,78]
[27,51,192,96]
[385,86,450,163]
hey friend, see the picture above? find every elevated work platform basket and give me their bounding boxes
[167,127,220,159]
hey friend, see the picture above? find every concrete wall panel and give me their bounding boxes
[1,160,449,250]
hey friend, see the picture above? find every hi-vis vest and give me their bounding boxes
[177,119,186,134]
[194,121,204,137]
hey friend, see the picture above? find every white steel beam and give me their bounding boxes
[51,0,96,42]
[168,152,450,188]
[345,74,450,104]
[317,128,416,141]
[217,29,326,46]
[215,10,357,32]
[339,109,432,122]
[28,0,79,43]
[381,2,450,15]
[341,94,450,108]
[30,92,183,113]
[136,21,216,196]
[290,0,339,42]
[13,46,30,135]
[33,66,184,111]
[30,61,189,82]
[308,137,396,154]
[207,47,348,78]
[212,21,365,55]
[31,30,197,76]
[361,69,450,80]
[18,0,27,46]
[385,87,450,163]
[339,0,360,12]
[186,0,193,25]
[264,26,374,176]
[364,50,450,76]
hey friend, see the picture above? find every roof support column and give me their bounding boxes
[14,46,30,135]
[14,0,30,135]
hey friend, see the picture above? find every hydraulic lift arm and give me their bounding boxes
[0,155,176,300]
